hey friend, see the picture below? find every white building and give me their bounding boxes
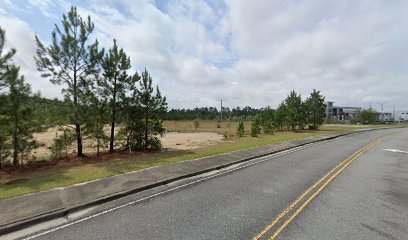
[394,110,408,122]
[325,101,361,121]
[378,112,392,121]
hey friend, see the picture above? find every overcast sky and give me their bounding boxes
[1,0,407,111]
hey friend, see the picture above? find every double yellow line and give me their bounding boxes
[252,136,386,240]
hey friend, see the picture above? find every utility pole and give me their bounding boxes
[220,99,223,121]
[376,102,387,112]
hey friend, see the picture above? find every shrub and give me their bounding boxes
[237,120,245,137]
[194,119,200,131]
[251,120,261,137]
[223,131,228,140]
[49,128,74,160]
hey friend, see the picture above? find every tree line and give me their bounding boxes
[0,6,167,168]
[0,6,330,169]
[166,106,262,121]
[245,89,327,137]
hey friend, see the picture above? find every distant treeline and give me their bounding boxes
[165,106,263,121]
[24,98,263,123]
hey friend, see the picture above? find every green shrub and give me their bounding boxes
[237,119,245,137]
[251,120,261,137]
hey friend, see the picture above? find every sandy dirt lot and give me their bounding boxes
[32,127,224,159]
[161,132,224,150]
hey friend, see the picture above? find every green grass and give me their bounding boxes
[1,122,403,200]
[0,130,331,199]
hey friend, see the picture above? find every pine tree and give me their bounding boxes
[0,95,9,168]
[0,27,15,167]
[305,89,326,129]
[100,39,133,152]
[0,27,16,90]
[34,6,104,157]
[83,93,109,156]
[49,127,75,160]
[237,119,245,137]
[124,69,167,150]
[3,66,38,167]
[285,90,304,131]
[259,106,275,134]
[275,102,287,131]
[250,117,261,137]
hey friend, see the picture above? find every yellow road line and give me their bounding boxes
[268,136,385,240]
[252,136,384,240]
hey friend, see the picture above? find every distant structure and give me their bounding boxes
[325,101,395,123]
[394,110,408,122]
[325,101,361,122]
[378,112,393,121]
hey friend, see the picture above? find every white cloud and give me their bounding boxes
[224,0,408,110]
[1,0,408,111]
[27,0,58,18]
[0,14,59,98]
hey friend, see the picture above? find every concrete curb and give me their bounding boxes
[0,127,395,235]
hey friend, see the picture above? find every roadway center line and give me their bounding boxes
[252,136,385,240]
[23,136,337,240]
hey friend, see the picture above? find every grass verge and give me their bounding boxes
[0,123,400,200]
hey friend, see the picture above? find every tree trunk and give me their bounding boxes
[75,123,83,157]
[97,137,100,156]
[145,106,149,150]
[73,69,83,157]
[313,113,316,129]
[0,145,2,169]
[13,113,19,167]
[110,82,116,152]
[109,118,115,152]
[96,114,100,156]
[127,128,133,154]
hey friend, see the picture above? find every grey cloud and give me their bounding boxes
[1,0,408,111]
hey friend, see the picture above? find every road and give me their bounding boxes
[24,128,408,240]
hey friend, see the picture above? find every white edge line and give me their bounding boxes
[24,138,339,240]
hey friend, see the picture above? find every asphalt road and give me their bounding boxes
[26,128,408,240]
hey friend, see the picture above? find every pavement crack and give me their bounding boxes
[360,223,396,240]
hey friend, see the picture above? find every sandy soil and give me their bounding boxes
[161,132,224,150]
[31,127,224,159]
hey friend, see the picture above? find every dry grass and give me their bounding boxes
[7,121,398,163]
[164,120,253,135]
[1,120,400,199]
[0,129,326,199]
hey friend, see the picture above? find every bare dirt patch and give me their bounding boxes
[31,127,224,159]
[162,132,224,150]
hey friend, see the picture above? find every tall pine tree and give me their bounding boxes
[259,106,275,134]
[3,66,38,167]
[0,27,16,90]
[275,101,288,131]
[0,27,14,167]
[285,90,304,131]
[138,69,167,149]
[305,89,326,129]
[100,39,133,152]
[124,69,167,150]
[0,94,9,168]
[35,6,104,157]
